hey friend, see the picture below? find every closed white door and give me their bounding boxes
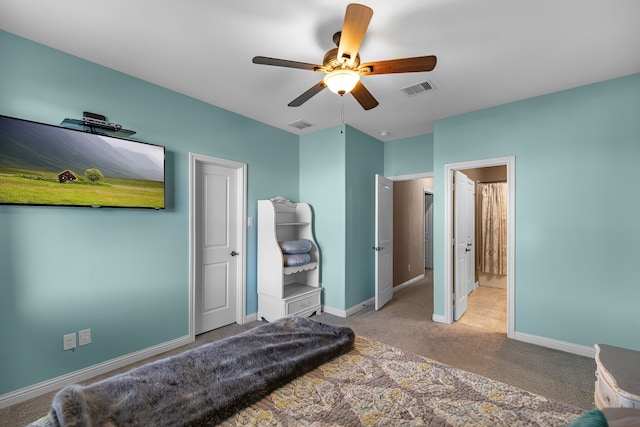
[195,162,239,334]
[375,174,394,310]
[453,171,475,320]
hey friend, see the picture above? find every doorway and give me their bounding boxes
[443,157,515,338]
[390,173,434,290]
[457,166,508,333]
[189,153,247,339]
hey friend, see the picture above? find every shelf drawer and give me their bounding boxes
[286,292,320,316]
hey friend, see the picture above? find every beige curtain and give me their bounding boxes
[480,182,507,275]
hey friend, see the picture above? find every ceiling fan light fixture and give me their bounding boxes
[323,69,360,95]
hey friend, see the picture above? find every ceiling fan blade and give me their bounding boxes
[360,56,437,75]
[337,3,373,67]
[351,81,379,110]
[288,81,327,107]
[253,56,320,71]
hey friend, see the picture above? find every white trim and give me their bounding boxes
[326,276,422,318]
[244,312,258,323]
[513,332,595,358]
[189,153,248,342]
[388,171,434,181]
[443,156,516,339]
[323,296,376,318]
[322,305,348,318]
[393,274,425,292]
[432,313,447,323]
[0,335,192,409]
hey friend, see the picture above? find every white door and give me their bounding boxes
[194,162,239,334]
[453,171,475,320]
[375,174,393,310]
[424,192,433,269]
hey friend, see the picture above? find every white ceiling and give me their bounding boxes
[1,0,639,141]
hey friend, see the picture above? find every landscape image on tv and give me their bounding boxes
[0,115,165,209]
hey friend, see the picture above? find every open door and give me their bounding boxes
[375,174,393,310]
[424,192,433,269]
[453,170,475,320]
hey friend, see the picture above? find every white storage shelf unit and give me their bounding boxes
[257,198,321,322]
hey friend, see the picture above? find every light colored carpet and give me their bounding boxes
[312,270,595,412]
[1,270,596,427]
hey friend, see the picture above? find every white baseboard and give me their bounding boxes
[323,277,424,319]
[323,297,375,318]
[428,315,595,357]
[393,274,425,293]
[346,298,374,316]
[432,313,448,324]
[244,312,258,323]
[322,305,347,318]
[0,335,193,409]
[513,331,595,358]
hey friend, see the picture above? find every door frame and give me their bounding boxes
[442,156,515,338]
[423,189,434,270]
[189,153,247,341]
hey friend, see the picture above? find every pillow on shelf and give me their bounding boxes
[283,253,311,267]
[279,239,313,254]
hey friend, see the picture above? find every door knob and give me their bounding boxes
[230,251,239,256]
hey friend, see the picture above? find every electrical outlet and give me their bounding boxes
[408,264,411,272]
[63,333,76,351]
[79,328,92,346]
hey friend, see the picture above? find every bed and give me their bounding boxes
[29,317,585,426]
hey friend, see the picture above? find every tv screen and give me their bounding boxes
[0,115,165,209]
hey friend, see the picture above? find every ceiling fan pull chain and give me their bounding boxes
[340,96,345,134]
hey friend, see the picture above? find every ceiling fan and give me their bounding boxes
[252,3,437,111]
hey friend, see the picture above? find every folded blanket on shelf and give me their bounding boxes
[279,239,312,254]
[283,253,311,266]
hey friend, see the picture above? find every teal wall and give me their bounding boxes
[345,126,384,307]
[3,26,638,401]
[0,30,299,394]
[433,73,640,350]
[299,127,347,309]
[384,133,434,176]
[299,125,383,311]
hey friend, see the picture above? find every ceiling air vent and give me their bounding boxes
[287,119,313,130]
[400,80,436,97]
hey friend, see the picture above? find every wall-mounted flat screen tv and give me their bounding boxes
[0,115,165,209]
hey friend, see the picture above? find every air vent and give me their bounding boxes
[400,80,436,97]
[287,119,313,130]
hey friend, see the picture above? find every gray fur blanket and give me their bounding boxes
[47,317,354,426]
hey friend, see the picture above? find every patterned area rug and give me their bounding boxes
[221,336,583,426]
[29,335,583,426]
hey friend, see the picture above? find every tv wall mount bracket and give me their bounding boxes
[61,112,136,137]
